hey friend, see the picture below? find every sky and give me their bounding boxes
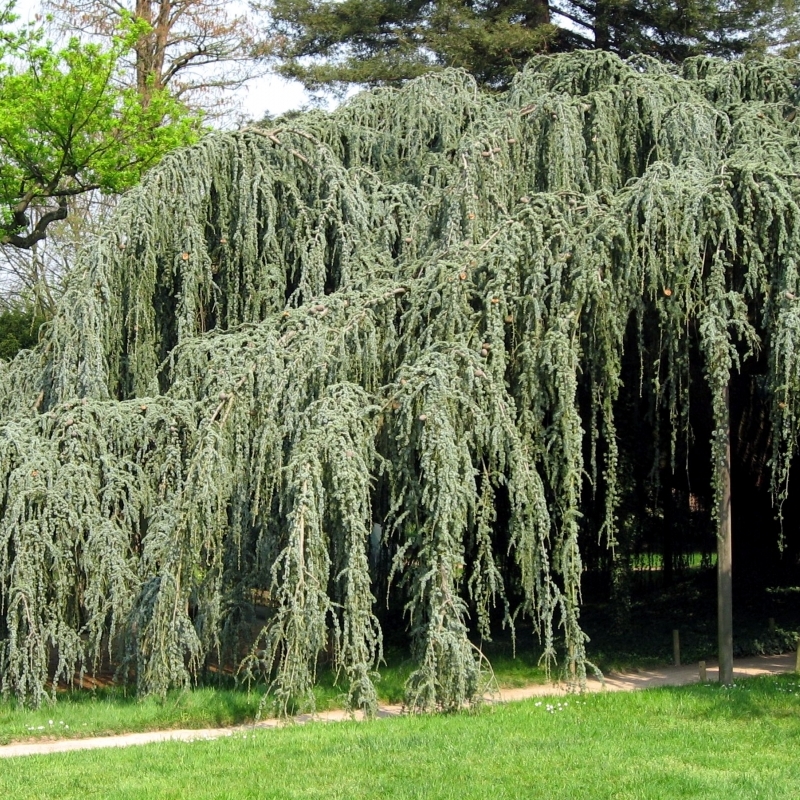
[10,0,324,123]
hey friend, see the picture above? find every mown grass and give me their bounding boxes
[1,674,799,799]
[0,685,263,746]
[0,648,548,746]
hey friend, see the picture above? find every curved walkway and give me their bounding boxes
[1,652,795,759]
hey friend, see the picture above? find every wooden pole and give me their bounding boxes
[699,661,707,682]
[672,629,681,667]
[718,383,734,685]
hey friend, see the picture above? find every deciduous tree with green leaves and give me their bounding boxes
[0,1,200,250]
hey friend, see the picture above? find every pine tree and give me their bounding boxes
[263,0,789,93]
[265,0,555,91]
[556,0,787,60]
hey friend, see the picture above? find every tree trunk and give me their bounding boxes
[594,0,612,50]
[663,486,674,586]
[718,383,733,684]
[135,0,170,106]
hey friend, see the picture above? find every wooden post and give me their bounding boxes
[699,661,707,682]
[796,643,800,674]
[673,629,681,667]
[768,617,776,633]
[717,384,734,685]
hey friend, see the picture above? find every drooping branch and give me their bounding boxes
[0,51,799,712]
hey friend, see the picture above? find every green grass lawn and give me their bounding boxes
[0,649,548,746]
[1,674,798,799]
[0,685,263,746]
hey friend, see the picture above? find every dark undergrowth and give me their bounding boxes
[580,563,800,671]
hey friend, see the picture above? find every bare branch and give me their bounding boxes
[45,0,268,116]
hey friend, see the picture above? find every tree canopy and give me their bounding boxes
[0,51,799,713]
[264,0,789,93]
[0,304,45,360]
[556,0,791,59]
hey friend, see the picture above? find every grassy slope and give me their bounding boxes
[1,675,799,800]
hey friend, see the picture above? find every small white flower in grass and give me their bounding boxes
[48,720,53,725]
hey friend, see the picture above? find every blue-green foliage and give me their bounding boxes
[0,51,798,713]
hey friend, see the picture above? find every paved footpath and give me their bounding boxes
[1,652,795,759]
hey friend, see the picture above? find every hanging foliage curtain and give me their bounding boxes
[0,51,798,711]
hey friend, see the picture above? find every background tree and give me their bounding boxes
[265,0,555,90]
[264,0,790,94]
[556,0,789,59]
[0,0,270,332]
[0,189,118,320]
[46,0,269,117]
[0,4,200,248]
[0,302,45,359]
[0,0,219,342]
[268,0,557,90]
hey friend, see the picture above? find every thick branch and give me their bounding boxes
[3,200,69,250]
